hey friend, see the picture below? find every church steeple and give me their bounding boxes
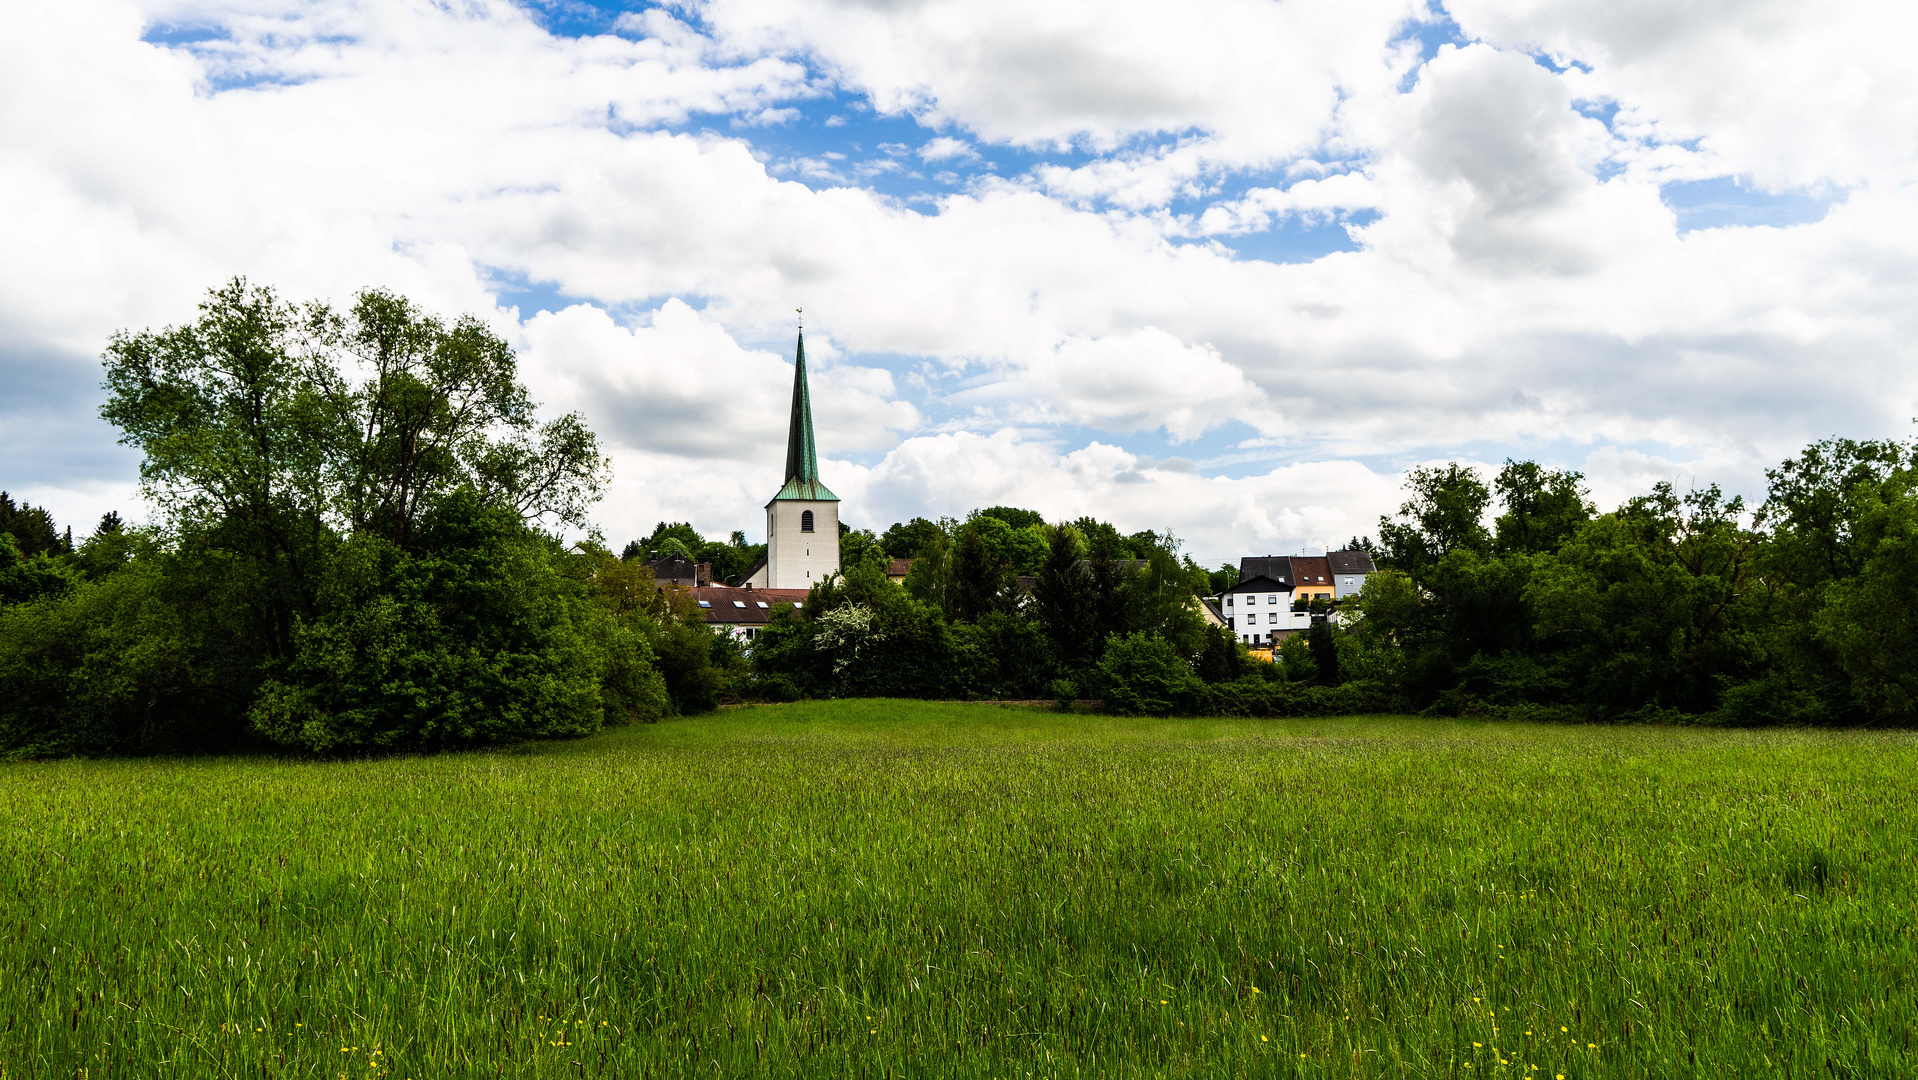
[772,328,837,501]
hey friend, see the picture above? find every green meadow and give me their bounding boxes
[2,703,1914,1078]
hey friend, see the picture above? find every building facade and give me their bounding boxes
[1326,549,1377,597]
[1219,574,1307,645]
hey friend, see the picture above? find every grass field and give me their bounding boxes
[3,703,1914,1078]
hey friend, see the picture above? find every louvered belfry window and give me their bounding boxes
[801,510,815,532]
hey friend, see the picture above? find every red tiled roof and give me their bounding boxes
[686,585,808,625]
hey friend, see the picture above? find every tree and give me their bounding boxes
[101,279,346,663]
[1097,632,1204,716]
[1306,617,1342,685]
[1493,460,1593,555]
[247,493,610,752]
[880,517,946,561]
[1761,437,1914,590]
[951,517,1018,621]
[977,505,1046,531]
[1377,464,1492,581]
[0,493,68,557]
[91,279,616,752]
[634,522,704,561]
[1526,483,1762,716]
[0,534,78,605]
[1033,523,1092,669]
[839,526,885,572]
[902,527,954,614]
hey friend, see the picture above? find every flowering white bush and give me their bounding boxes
[813,603,885,676]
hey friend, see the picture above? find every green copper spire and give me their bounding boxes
[772,329,837,501]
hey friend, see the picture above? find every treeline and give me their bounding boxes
[7,281,1918,757]
[749,507,1246,708]
[771,443,1918,727]
[1345,450,1918,725]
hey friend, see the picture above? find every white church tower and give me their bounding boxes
[756,328,839,589]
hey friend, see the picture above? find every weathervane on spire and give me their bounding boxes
[796,307,803,330]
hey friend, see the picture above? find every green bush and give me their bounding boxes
[0,551,254,757]
[1047,678,1078,711]
[247,495,607,753]
[1097,632,1205,716]
[1204,677,1396,718]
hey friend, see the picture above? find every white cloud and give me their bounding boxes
[694,0,1426,163]
[1443,0,1918,191]
[521,299,918,461]
[951,327,1279,442]
[4,0,1918,557]
[828,431,1407,561]
[918,136,978,163]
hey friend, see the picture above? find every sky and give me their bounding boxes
[3,0,1915,566]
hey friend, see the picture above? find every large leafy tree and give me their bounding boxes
[1526,483,1762,716]
[1377,464,1492,581]
[89,279,614,752]
[1493,460,1593,555]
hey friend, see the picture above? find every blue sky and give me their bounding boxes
[2,0,1910,561]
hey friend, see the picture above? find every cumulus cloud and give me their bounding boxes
[1444,0,1918,191]
[829,430,1407,559]
[3,0,1918,562]
[918,137,978,163]
[520,299,920,461]
[951,328,1279,442]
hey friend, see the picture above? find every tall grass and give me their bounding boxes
[2,702,1913,1077]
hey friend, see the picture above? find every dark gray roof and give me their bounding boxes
[1327,549,1377,574]
[1238,557,1293,586]
[1223,573,1292,595]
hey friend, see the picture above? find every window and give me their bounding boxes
[801,510,814,532]
[1268,594,1277,604]
[733,600,746,608]
[696,600,711,608]
[757,601,768,609]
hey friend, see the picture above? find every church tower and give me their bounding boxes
[762,329,839,589]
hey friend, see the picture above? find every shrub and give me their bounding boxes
[1097,632,1205,716]
[1047,678,1078,712]
[247,496,607,753]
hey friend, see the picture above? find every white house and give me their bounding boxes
[1218,574,1312,646]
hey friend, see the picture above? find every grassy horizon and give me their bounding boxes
[3,702,1914,1077]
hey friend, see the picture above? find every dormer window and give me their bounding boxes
[801,510,814,532]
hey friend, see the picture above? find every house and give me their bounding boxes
[687,585,809,642]
[1218,574,1309,646]
[645,555,709,588]
[887,557,913,585]
[1289,555,1333,608]
[1222,550,1378,644]
[1326,548,1377,598]
[1197,596,1229,630]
